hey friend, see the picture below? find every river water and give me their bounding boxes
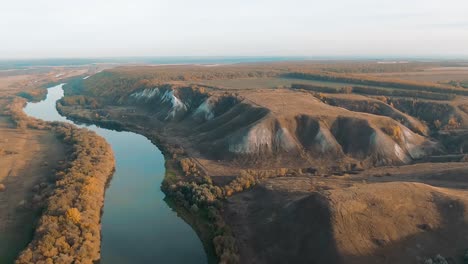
[24,84,207,264]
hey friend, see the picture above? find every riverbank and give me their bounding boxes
[0,68,100,263]
[56,100,238,263]
[23,84,209,264]
[0,97,66,264]
[7,95,116,263]
[56,89,309,264]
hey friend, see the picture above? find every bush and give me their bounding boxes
[59,96,100,109]
[179,158,202,177]
[291,83,341,93]
[221,168,291,196]
[382,125,402,142]
[446,117,461,130]
[213,235,239,264]
[65,208,81,224]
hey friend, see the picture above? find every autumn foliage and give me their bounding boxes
[11,113,115,263]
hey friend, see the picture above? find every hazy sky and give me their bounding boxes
[1,0,468,59]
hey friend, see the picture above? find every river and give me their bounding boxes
[23,84,207,264]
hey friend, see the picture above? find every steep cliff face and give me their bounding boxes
[321,94,430,135]
[124,85,439,168]
[129,85,209,121]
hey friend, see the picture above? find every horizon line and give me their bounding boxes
[1,55,468,62]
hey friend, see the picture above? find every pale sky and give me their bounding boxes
[1,0,468,59]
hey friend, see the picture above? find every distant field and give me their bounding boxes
[196,77,432,92]
[368,66,468,84]
[194,77,351,90]
[194,77,457,99]
[189,71,467,102]
[196,77,429,92]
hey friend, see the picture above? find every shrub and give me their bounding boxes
[213,235,239,264]
[190,204,199,213]
[446,117,461,129]
[59,96,100,109]
[65,208,81,224]
[221,168,291,196]
[374,96,388,103]
[340,86,353,94]
[382,125,402,142]
[179,158,204,177]
[291,83,340,93]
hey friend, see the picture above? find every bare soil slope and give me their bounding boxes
[226,179,468,264]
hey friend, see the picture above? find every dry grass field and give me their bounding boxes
[368,66,468,84]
